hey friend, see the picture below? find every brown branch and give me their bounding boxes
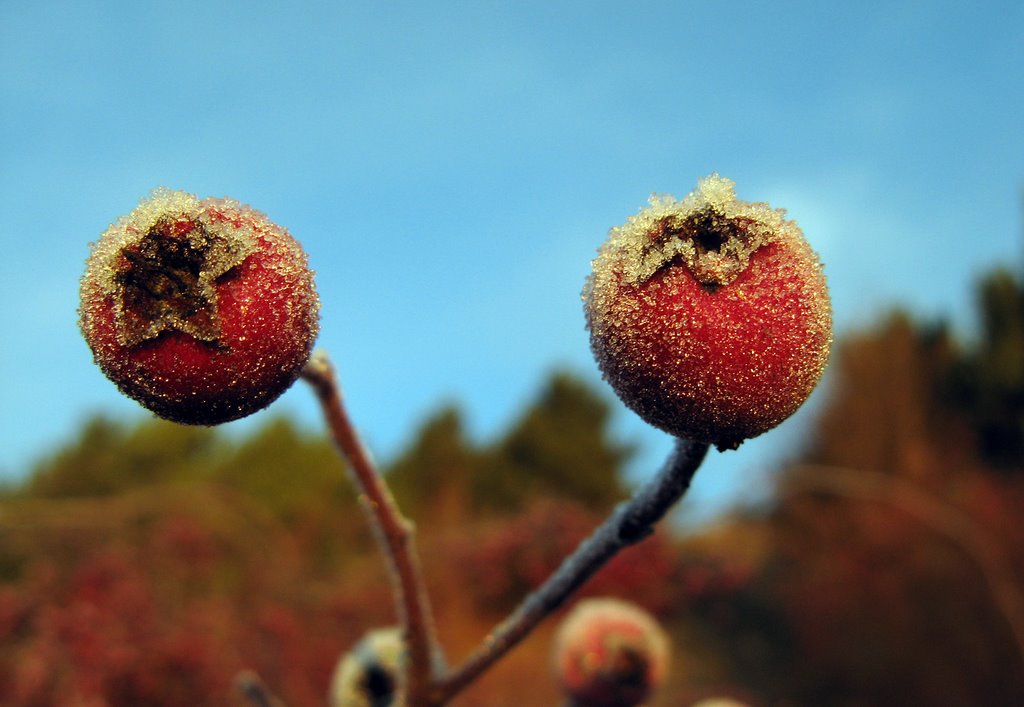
[433,437,709,704]
[787,464,1024,672]
[302,351,440,707]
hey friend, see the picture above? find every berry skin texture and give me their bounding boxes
[584,174,831,451]
[79,188,320,425]
[553,598,669,707]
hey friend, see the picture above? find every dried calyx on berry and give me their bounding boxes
[79,188,320,425]
[553,598,670,707]
[584,174,831,450]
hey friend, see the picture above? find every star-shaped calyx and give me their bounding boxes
[111,213,256,348]
[598,175,789,291]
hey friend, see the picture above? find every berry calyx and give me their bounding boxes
[79,188,320,425]
[552,598,670,707]
[584,174,831,450]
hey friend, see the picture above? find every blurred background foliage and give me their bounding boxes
[2,265,1024,706]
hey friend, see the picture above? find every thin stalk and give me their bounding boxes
[235,670,287,707]
[302,352,440,707]
[433,437,709,703]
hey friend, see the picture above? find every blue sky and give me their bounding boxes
[1,0,1021,523]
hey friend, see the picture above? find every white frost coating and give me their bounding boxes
[81,188,261,347]
[87,189,203,296]
[587,173,802,289]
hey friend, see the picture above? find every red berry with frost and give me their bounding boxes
[79,188,320,425]
[584,174,831,450]
[553,598,670,707]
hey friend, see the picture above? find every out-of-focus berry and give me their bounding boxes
[553,598,670,707]
[329,628,404,707]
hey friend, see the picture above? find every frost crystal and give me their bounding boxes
[586,173,800,290]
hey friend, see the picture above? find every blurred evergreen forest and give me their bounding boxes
[2,267,1023,706]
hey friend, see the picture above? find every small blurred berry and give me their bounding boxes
[553,598,670,707]
[329,628,404,707]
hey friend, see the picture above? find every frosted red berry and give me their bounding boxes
[553,598,669,707]
[584,174,831,450]
[79,188,320,425]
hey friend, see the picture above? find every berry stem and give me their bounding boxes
[433,437,709,703]
[235,670,288,707]
[302,352,441,707]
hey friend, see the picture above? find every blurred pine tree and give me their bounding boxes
[212,416,349,521]
[965,268,1024,468]
[25,416,220,497]
[475,371,633,514]
[386,405,477,527]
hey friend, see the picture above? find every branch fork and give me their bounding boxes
[242,350,709,707]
